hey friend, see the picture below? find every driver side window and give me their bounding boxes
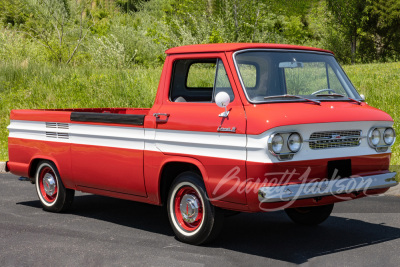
[170,58,235,103]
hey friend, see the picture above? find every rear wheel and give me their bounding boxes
[167,172,224,245]
[35,161,74,212]
[285,204,334,226]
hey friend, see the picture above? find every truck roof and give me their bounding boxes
[165,43,334,55]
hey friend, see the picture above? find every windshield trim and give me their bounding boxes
[247,98,362,104]
[232,49,362,104]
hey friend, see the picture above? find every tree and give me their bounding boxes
[20,0,95,64]
[327,0,367,64]
[0,0,29,26]
[115,0,149,13]
[363,0,400,60]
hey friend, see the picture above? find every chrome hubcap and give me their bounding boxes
[43,173,56,196]
[179,194,200,223]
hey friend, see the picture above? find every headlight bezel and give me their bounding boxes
[368,127,396,152]
[268,131,303,160]
[287,133,302,152]
[271,134,284,154]
[384,127,396,145]
[369,128,381,146]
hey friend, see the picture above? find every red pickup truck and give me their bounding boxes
[6,43,397,245]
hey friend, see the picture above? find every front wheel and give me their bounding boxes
[35,160,75,212]
[167,172,224,245]
[285,204,334,226]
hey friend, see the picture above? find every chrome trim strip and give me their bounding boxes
[258,172,397,203]
[304,136,363,142]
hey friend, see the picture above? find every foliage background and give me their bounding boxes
[0,0,399,163]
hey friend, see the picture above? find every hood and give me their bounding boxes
[245,101,393,135]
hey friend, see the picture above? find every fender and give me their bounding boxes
[153,154,250,211]
[28,155,74,189]
[156,154,210,204]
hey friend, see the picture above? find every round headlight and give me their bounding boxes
[271,134,284,154]
[384,128,395,145]
[288,133,302,152]
[369,128,381,146]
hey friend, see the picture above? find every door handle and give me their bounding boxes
[153,113,170,119]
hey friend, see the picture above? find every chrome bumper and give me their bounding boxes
[258,172,398,203]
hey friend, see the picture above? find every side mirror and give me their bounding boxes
[360,94,365,101]
[215,92,230,117]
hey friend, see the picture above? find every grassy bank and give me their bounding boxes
[0,61,399,165]
[343,62,400,165]
[0,62,161,160]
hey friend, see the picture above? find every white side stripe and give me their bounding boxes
[153,129,247,161]
[8,120,392,163]
[8,120,247,161]
[70,123,145,150]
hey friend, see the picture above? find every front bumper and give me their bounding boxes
[258,172,397,203]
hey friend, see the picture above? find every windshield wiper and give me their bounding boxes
[264,94,321,105]
[314,94,362,105]
[315,93,345,97]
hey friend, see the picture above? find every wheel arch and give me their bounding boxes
[158,156,209,206]
[29,156,61,179]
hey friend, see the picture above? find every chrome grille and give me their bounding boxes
[45,132,57,138]
[45,122,69,139]
[45,132,69,139]
[45,122,57,128]
[46,122,69,129]
[57,133,69,139]
[57,123,69,129]
[308,130,362,149]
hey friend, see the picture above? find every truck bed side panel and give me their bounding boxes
[8,109,148,196]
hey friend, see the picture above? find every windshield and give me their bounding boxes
[234,51,361,103]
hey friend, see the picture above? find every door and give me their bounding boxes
[154,54,247,204]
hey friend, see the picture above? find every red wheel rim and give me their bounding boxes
[174,186,204,232]
[38,166,58,203]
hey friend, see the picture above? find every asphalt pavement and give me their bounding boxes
[1,172,400,266]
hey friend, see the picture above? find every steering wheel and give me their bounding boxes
[311,89,336,95]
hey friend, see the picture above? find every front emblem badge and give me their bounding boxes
[217,126,236,133]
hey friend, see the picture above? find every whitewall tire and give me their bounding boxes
[167,172,224,245]
[35,161,74,212]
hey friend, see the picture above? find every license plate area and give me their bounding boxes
[327,159,351,179]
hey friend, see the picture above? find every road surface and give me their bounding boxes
[1,173,400,266]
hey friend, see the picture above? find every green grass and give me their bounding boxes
[0,62,161,160]
[0,61,399,167]
[343,62,400,165]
